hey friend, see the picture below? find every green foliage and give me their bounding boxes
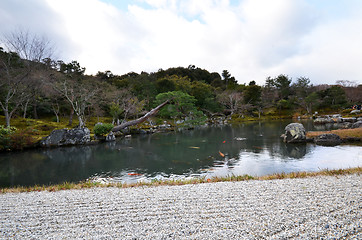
[244,84,262,105]
[58,60,85,77]
[93,123,114,136]
[274,74,292,100]
[319,86,348,109]
[277,99,291,110]
[0,125,16,151]
[156,78,176,93]
[155,91,206,125]
[109,102,123,122]
[0,125,17,135]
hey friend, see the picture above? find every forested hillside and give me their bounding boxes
[1,34,361,130]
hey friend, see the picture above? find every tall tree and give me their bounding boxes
[0,48,29,127]
[217,90,243,115]
[274,74,292,100]
[1,29,55,120]
[222,70,237,89]
[2,29,54,63]
[48,61,100,128]
[155,91,205,124]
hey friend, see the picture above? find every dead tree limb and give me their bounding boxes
[112,100,169,132]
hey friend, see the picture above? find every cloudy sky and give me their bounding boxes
[1,0,362,85]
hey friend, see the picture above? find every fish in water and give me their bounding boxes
[219,151,225,157]
[189,146,200,149]
[128,173,143,176]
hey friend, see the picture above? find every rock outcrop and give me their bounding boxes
[283,123,306,143]
[314,134,341,146]
[40,128,91,147]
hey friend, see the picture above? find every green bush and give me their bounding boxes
[0,125,17,151]
[94,123,114,136]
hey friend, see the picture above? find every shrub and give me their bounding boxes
[0,125,17,151]
[0,126,36,151]
[94,123,114,136]
[9,129,37,150]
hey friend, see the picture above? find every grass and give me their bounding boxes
[306,128,362,139]
[0,116,114,141]
[1,167,361,194]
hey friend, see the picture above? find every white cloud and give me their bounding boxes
[1,0,362,85]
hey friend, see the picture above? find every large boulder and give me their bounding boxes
[351,121,362,129]
[41,128,91,147]
[283,123,306,143]
[314,134,341,146]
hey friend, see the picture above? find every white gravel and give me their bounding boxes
[1,174,361,239]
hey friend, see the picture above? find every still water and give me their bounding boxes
[0,120,361,187]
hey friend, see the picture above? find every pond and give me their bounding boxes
[0,120,361,187]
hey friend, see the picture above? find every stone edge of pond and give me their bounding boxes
[1,167,361,194]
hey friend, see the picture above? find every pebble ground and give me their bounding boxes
[1,174,361,239]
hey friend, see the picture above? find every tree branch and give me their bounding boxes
[112,100,169,132]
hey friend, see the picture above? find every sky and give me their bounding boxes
[1,0,362,85]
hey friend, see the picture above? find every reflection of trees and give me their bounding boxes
[0,120,317,187]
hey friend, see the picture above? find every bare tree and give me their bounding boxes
[336,80,358,88]
[0,29,54,126]
[0,48,31,127]
[217,91,243,115]
[2,28,54,63]
[49,73,100,128]
[108,89,145,125]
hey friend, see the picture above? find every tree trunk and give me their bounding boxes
[112,100,169,132]
[33,101,38,119]
[68,108,74,126]
[23,99,30,119]
[78,115,85,128]
[5,111,10,128]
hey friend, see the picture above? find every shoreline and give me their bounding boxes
[1,167,361,194]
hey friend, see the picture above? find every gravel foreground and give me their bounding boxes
[1,175,361,239]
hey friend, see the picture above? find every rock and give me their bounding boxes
[351,121,362,129]
[314,116,335,124]
[341,117,357,123]
[41,128,91,147]
[105,132,116,141]
[336,122,352,129]
[350,109,361,114]
[314,134,341,146]
[283,123,306,143]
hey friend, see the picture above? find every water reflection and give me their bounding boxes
[0,120,361,187]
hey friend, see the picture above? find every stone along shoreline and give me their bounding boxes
[1,174,361,239]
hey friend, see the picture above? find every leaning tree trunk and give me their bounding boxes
[112,100,169,132]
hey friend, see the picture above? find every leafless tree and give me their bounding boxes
[0,48,32,127]
[0,29,54,126]
[2,28,54,63]
[49,73,100,128]
[336,80,358,88]
[108,88,145,125]
[217,91,244,115]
